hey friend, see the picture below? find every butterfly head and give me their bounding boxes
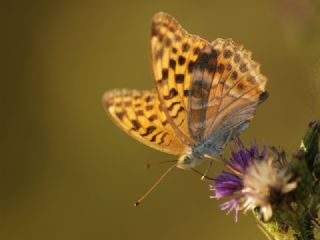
[177,154,198,170]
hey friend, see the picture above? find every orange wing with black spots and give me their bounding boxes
[185,38,267,142]
[150,12,208,145]
[102,89,186,155]
[150,12,267,144]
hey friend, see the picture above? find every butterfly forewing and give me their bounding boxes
[103,89,186,155]
[151,12,208,145]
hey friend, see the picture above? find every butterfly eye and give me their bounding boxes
[183,156,192,164]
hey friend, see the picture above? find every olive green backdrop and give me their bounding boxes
[1,0,320,240]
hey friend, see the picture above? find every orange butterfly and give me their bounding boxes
[103,12,268,204]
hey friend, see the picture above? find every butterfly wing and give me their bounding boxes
[203,39,267,139]
[104,13,267,158]
[103,89,186,155]
[150,12,267,148]
[150,12,209,145]
[187,38,267,154]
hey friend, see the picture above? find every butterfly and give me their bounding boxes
[103,12,267,171]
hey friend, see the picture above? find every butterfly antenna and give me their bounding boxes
[134,163,176,206]
[144,160,177,169]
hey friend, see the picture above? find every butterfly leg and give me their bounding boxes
[201,159,214,181]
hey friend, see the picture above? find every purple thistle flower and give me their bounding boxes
[210,140,296,222]
[220,199,240,222]
[213,171,243,199]
[225,142,267,175]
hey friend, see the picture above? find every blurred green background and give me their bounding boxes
[1,0,320,239]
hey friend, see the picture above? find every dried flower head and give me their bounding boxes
[210,141,297,222]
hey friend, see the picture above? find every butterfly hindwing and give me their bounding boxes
[103,89,186,155]
[184,38,267,156]
[202,38,267,139]
[186,38,267,146]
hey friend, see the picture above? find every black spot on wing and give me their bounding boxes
[159,132,169,145]
[158,69,169,84]
[140,126,156,137]
[150,131,163,142]
[188,61,195,73]
[167,101,180,111]
[194,50,217,73]
[145,96,152,103]
[171,106,185,118]
[148,114,157,122]
[169,59,176,69]
[237,83,245,90]
[169,26,175,32]
[178,56,186,65]
[231,71,238,81]
[182,42,190,52]
[164,88,179,100]
[193,47,200,55]
[162,69,169,80]
[223,49,232,58]
[131,120,141,130]
[115,111,124,120]
[226,64,232,71]
[175,74,184,83]
[135,110,144,116]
